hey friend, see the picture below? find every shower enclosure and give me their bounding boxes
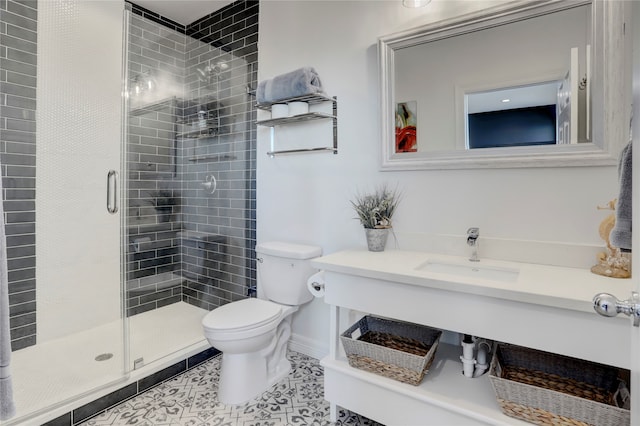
[0,0,257,423]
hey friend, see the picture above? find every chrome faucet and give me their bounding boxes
[467,227,480,262]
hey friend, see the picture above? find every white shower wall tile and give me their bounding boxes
[35,0,123,343]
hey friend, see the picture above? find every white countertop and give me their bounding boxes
[311,249,633,314]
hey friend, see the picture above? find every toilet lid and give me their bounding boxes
[202,298,282,332]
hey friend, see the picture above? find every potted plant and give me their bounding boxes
[351,185,401,252]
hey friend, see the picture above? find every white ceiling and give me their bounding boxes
[133,0,235,25]
[467,81,560,114]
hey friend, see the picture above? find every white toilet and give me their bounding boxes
[202,241,322,405]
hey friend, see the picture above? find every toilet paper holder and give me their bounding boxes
[307,270,326,297]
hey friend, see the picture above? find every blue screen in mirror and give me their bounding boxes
[468,105,557,149]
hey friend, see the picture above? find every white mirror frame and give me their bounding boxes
[379,0,631,170]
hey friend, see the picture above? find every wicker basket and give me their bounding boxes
[340,316,441,385]
[489,343,630,426]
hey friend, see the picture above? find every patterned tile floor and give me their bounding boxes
[81,351,383,426]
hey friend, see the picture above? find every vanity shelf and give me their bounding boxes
[312,249,632,425]
[256,94,338,157]
[322,344,529,426]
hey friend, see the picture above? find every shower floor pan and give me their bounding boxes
[8,301,209,425]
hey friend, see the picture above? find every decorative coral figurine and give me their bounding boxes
[591,199,631,278]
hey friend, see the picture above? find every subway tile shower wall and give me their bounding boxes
[181,0,258,310]
[126,0,258,316]
[125,10,187,315]
[1,0,38,350]
[0,0,258,350]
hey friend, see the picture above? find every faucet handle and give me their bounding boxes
[467,227,479,237]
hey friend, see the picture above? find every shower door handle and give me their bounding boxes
[106,170,118,214]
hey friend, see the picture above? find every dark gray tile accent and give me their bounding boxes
[9,322,35,339]
[1,0,37,351]
[42,412,72,426]
[10,334,34,350]
[127,1,186,34]
[187,346,220,368]
[72,383,138,424]
[43,347,218,425]
[9,311,34,327]
[138,360,186,392]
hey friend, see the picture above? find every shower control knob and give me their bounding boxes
[201,174,217,194]
[593,292,640,327]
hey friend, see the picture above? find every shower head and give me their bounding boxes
[130,71,156,96]
[197,61,229,83]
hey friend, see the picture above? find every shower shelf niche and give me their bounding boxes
[130,97,177,116]
[187,154,237,163]
[256,94,337,157]
[177,128,218,140]
[177,117,219,140]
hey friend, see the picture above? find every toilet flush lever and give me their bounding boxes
[593,292,640,327]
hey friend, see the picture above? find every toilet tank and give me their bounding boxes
[256,241,322,305]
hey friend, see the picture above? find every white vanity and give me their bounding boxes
[312,249,633,425]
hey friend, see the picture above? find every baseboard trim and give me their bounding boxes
[289,333,328,360]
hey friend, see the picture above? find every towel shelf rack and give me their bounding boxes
[256,95,337,157]
[256,112,334,127]
[266,147,338,156]
[255,93,335,109]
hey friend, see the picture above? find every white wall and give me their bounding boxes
[257,1,622,358]
[37,0,124,342]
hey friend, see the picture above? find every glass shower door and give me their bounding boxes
[123,8,210,370]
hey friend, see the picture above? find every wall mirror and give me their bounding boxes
[379,0,630,170]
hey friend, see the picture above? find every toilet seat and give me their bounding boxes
[202,298,283,340]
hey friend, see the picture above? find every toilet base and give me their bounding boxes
[217,351,292,405]
[207,305,299,406]
[267,355,292,388]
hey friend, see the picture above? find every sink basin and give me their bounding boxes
[416,259,519,283]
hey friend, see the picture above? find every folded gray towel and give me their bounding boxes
[0,172,15,420]
[610,140,632,252]
[256,67,323,104]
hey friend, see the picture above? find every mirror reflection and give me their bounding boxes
[393,2,591,154]
[465,77,587,149]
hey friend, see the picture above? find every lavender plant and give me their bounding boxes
[351,185,401,229]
